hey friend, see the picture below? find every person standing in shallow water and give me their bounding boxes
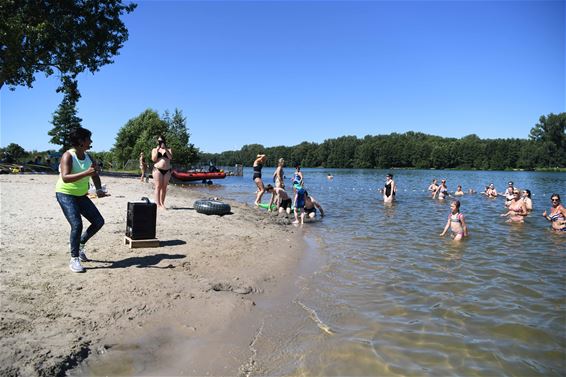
[151,135,173,209]
[55,127,108,273]
[383,173,396,203]
[440,200,468,241]
[253,154,267,206]
[273,158,285,189]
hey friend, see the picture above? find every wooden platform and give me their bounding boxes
[124,236,160,249]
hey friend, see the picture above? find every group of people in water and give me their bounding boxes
[429,178,565,239]
[253,154,324,224]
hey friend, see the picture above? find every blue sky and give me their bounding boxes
[1,0,564,153]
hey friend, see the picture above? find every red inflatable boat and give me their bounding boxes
[171,170,226,182]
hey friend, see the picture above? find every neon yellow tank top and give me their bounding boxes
[55,149,92,196]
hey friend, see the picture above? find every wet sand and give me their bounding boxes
[0,174,305,376]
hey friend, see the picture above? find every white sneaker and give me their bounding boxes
[69,257,85,273]
[78,244,89,262]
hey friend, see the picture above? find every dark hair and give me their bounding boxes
[294,162,301,168]
[551,193,560,201]
[387,173,393,178]
[157,135,166,144]
[265,184,274,191]
[524,189,531,198]
[452,200,461,210]
[69,127,92,147]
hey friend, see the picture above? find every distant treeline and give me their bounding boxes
[200,114,565,171]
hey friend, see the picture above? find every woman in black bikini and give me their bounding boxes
[151,135,173,209]
[253,154,267,206]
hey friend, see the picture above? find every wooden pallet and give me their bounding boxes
[124,236,160,249]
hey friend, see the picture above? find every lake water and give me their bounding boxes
[187,168,565,376]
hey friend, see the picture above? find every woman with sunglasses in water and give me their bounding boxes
[501,188,528,223]
[542,194,566,232]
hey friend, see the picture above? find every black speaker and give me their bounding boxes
[126,197,157,240]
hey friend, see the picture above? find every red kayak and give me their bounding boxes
[171,170,226,182]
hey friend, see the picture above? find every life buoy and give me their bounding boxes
[194,200,231,215]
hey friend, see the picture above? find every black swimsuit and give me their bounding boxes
[155,150,171,175]
[253,164,263,180]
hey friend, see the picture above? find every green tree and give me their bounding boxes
[529,113,566,167]
[1,143,27,161]
[164,109,198,166]
[0,0,136,90]
[47,77,82,151]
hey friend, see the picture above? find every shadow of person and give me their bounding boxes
[88,253,186,269]
[159,239,187,246]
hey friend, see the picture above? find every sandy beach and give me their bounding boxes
[0,173,305,376]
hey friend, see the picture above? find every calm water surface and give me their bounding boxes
[189,168,566,376]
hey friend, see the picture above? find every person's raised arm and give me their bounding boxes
[151,147,158,163]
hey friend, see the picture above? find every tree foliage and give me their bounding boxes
[47,77,82,151]
[111,109,198,168]
[0,0,136,90]
[199,113,566,170]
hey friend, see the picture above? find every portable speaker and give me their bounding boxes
[126,197,157,240]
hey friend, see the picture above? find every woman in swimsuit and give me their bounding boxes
[428,179,438,192]
[151,135,173,209]
[434,179,449,200]
[273,158,285,189]
[440,200,468,241]
[291,163,304,187]
[500,188,527,222]
[484,183,497,198]
[522,189,533,211]
[139,152,147,182]
[383,173,396,203]
[253,154,267,206]
[542,194,566,232]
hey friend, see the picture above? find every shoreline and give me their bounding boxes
[0,174,310,376]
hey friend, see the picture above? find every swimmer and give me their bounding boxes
[440,200,468,241]
[327,173,333,180]
[484,183,497,198]
[500,188,527,222]
[454,185,464,196]
[428,179,438,192]
[542,194,566,232]
[434,179,449,200]
[383,173,396,203]
[522,189,533,211]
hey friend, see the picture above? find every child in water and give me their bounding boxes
[440,200,469,241]
[293,184,306,224]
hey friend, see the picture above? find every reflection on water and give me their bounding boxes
[86,169,566,376]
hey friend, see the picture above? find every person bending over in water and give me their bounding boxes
[440,200,468,241]
[273,158,285,189]
[542,194,566,232]
[501,188,527,222]
[304,191,324,220]
[253,154,267,206]
[265,184,292,215]
[383,173,396,203]
[293,184,306,224]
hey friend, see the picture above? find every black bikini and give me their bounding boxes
[253,164,262,180]
[155,150,171,175]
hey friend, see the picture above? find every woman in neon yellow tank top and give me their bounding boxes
[55,127,109,273]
